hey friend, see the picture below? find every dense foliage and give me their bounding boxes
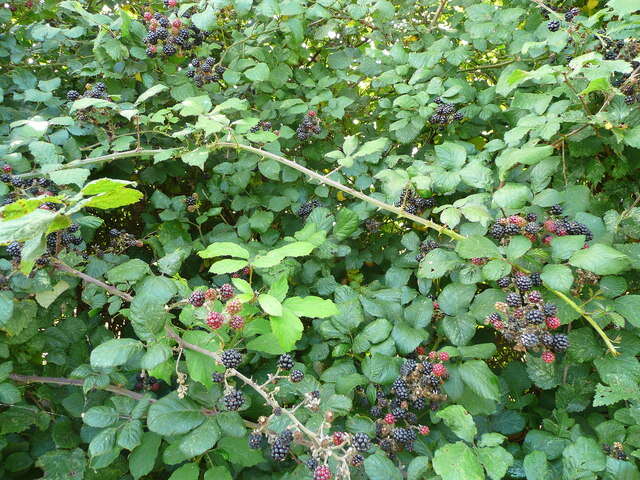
[1,0,640,478]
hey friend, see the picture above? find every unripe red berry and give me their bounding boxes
[541,351,555,363]
[428,351,438,360]
[543,220,556,233]
[226,299,242,314]
[307,110,317,117]
[332,431,346,445]
[415,346,425,355]
[432,363,447,377]
[438,351,449,362]
[543,235,553,245]
[1,164,11,173]
[168,0,177,6]
[419,425,430,435]
[143,11,153,21]
[314,465,331,480]
[172,18,182,27]
[204,288,219,301]
[206,311,224,329]
[384,413,395,425]
[545,316,561,329]
[433,302,439,310]
[229,315,244,329]
[150,382,160,392]
[492,320,505,330]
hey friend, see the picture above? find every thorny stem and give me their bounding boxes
[429,0,449,31]
[9,373,155,403]
[53,260,134,302]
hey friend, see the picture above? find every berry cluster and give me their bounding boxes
[489,205,592,246]
[1,170,59,208]
[297,199,320,219]
[188,284,246,330]
[108,228,143,250]
[223,389,244,410]
[603,442,628,460]
[45,224,84,256]
[601,35,639,63]
[429,97,464,125]
[415,239,439,262]
[487,277,569,363]
[249,120,273,133]
[296,110,321,140]
[368,352,446,455]
[610,56,640,104]
[66,82,108,102]
[142,8,211,58]
[394,188,435,215]
[133,373,162,392]
[185,193,198,212]
[185,57,226,87]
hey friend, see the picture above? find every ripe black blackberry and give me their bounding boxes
[505,292,522,307]
[144,31,159,44]
[489,223,506,239]
[370,406,383,417]
[429,113,448,125]
[400,359,416,376]
[352,432,371,452]
[220,349,242,369]
[158,16,170,28]
[277,353,294,370]
[223,389,244,410]
[305,458,318,471]
[391,406,406,418]
[270,439,289,461]
[551,334,569,352]
[497,276,511,288]
[441,104,456,115]
[163,44,177,56]
[350,454,364,467]
[156,27,169,40]
[524,222,541,234]
[514,275,533,291]
[310,390,320,399]
[520,332,539,348]
[215,65,226,75]
[604,50,618,60]
[543,302,557,316]
[297,199,320,218]
[504,224,521,236]
[433,96,443,104]
[211,372,224,382]
[189,290,206,307]
[67,90,80,101]
[531,272,542,287]
[413,196,436,210]
[7,242,21,258]
[547,20,560,32]
[0,174,11,183]
[421,360,433,374]
[541,333,554,347]
[453,111,464,121]
[248,432,263,449]
[525,310,544,325]
[290,369,304,382]
[525,213,537,222]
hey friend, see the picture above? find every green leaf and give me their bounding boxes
[106,259,150,283]
[541,264,573,292]
[436,405,477,442]
[177,418,220,458]
[204,466,232,480]
[90,338,143,368]
[244,63,270,82]
[493,183,533,209]
[569,244,629,275]
[608,0,639,15]
[407,457,431,480]
[130,432,161,477]
[252,241,316,268]
[182,147,209,170]
[333,208,359,240]
[459,360,501,401]
[49,168,90,187]
[432,442,485,480]
[183,330,220,388]
[259,293,282,316]
[614,295,640,327]
[168,462,200,480]
[270,308,303,351]
[147,392,205,436]
[506,236,532,260]
[135,84,168,105]
[118,420,142,450]
[84,186,143,209]
[209,259,249,274]
[551,235,585,260]
[477,446,514,480]
[523,451,550,480]
[83,406,118,428]
[362,354,402,384]
[435,142,467,169]
[198,242,250,259]
[37,448,86,480]
[456,235,501,259]
[364,453,403,480]
[283,296,339,318]
[217,436,263,467]
[562,437,606,478]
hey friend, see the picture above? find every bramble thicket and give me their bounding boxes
[1,0,640,478]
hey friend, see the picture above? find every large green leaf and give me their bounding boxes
[147,393,205,436]
[90,338,143,368]
[436,405,477,442]
[569,244,629,275]
[432,442,485,480]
